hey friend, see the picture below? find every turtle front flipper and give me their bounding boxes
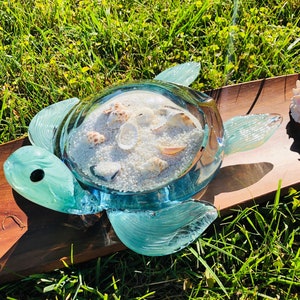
[154,62,201,87]
[224,113,282,155]
[107,200,217,256]
[4,145,102,214]
[29,97,80,152]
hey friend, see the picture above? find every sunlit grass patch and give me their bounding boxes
[0,0,300,298]
[1,183,299,299]
[0,0,299,142]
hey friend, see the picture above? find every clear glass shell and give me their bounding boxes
[55,81,225,210]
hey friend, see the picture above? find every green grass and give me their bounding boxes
[0,0,299,142]
[0,0,300,299]
[1,184,299,299]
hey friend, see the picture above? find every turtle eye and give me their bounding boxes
[30,169,45,182]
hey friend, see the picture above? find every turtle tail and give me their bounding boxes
[224,113,282,155]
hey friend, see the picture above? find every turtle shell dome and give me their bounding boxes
[55,81,225,196]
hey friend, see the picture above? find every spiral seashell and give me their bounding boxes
[105,102,131,127]
[138,157,168,178]
[103,102,128,114]
[116,122,138,150]
[167,113,195,128]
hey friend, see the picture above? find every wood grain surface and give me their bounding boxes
[0,74,299,282]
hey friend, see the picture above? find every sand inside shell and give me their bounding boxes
[67,90,204,192]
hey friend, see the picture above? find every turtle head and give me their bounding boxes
[4,145,101,214]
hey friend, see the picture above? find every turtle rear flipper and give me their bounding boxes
[154,62,201,87]
[29,98,79,152]
[224,113,282,155]
[107,200,217,256]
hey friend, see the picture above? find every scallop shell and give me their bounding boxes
[116,122,138,150]
[90,161,121,182]
[87,131,106,145]
[138,157,168,178]
[158,144,186,155]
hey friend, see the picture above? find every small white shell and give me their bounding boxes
[90,161,121,181]
[138,157,168,178]
[87,131,106,145]
[131,107,154,126]
[116,122,138,150]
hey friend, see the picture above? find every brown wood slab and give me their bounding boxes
[0,139,126,283]
[204,74,300,212]
[0,74,299,282]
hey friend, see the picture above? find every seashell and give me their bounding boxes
[293,80,300,96]
[116,122,138,150]
[290,81,300,123]
[138,157,168,178]
[167,113,195,128]
[106,110,130,126]
[103,102,128,114]
[290,95,300,123]
[105,102,131,127]
[157,105,181,116]
[131,107,154,126]
[158,144,186,155]
[90,161,121,181]
[152,107,195,131]
[87,131,106,145]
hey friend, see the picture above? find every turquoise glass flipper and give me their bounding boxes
[107,200,217,256]
[3,146,101,214]
[29,97,79,152]
[224,113,282,155]
[154,62,201,87]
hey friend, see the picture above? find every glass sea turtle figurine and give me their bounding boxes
[3,63,282,256]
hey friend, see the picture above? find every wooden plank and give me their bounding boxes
[0,74,299,282]
[0,139,125,283]
[204,74,300,212]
